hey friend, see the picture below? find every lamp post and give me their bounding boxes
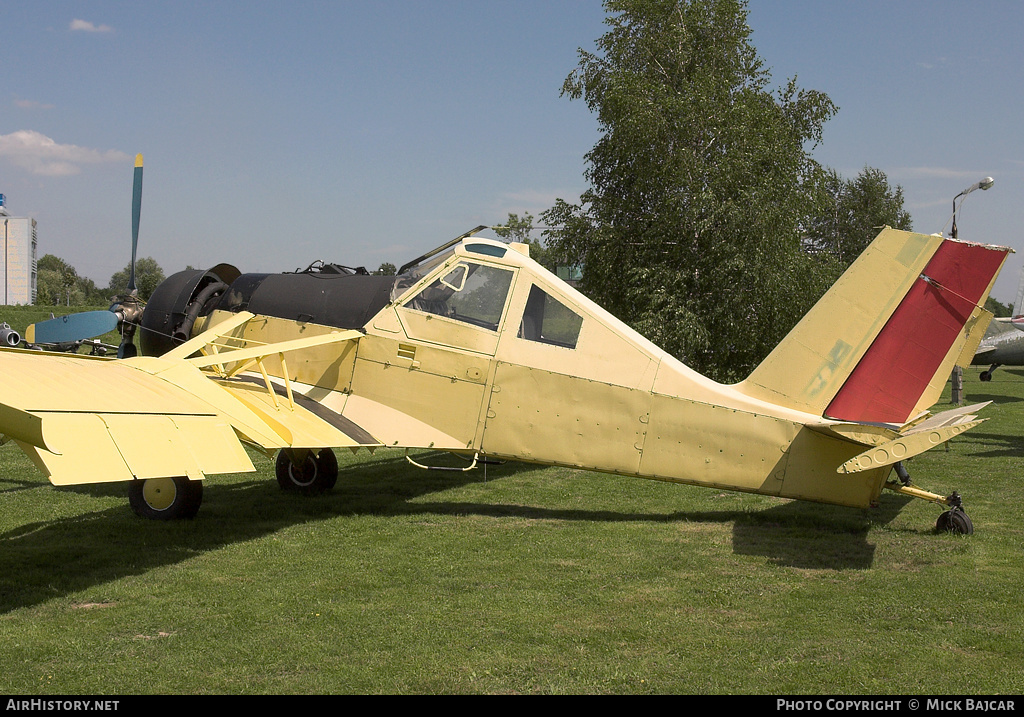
[949,176,994,405]
[951,176,994,239]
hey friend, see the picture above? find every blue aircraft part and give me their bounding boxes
[31,310,118,345]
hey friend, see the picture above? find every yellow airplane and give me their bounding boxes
[0,212,1008,534]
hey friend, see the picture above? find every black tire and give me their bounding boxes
[276,448,338,494]
[936,509,974,535]
[128,477,203,520]
[980,371,992,382]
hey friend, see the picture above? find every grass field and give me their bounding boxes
[0,357,1022,694]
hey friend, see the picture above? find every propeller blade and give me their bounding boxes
[25,311,119,345]
[23,155,145,354]
[129,153,143,294]
[117,338,137,359]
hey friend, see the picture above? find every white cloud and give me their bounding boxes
[13,98,55,110]
[890,166,989,181]
[70,19,113,33]
[0,130,130,176]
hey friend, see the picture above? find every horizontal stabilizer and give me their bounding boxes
[836,403,990,474]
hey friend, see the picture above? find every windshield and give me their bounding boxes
[390,247,456,303]
[404,262,514,332]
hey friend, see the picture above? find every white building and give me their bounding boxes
[0,194,38,305]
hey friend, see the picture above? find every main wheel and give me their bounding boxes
[980,371,992,382]
[936,509,974,535]
[276,448,338,494]
[128,477,203,520]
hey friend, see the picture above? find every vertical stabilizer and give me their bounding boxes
[738,228,1010,424]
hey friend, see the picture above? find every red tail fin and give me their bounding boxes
[739,229,1009,423]
[825,239,1007,424]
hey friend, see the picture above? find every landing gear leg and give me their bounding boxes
[894,461,911,485]
[884,468,975,535]
[980,363,1000,381]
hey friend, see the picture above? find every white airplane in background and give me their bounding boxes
[975,264,1024,380]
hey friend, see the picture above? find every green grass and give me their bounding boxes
[1,367,1023,694]
[0,304,111,330]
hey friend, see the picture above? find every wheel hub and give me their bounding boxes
[287,455,319,487]
[142,477,178,511]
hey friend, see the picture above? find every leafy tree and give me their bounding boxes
[74,276,111,305]
[374,262,397,276]
[35,268,62,306]
[36,254,70,274]
[541,0,838,381]
[986,296,1011,318]
[805,166,912,265]
[106,257,165,301]
[34,254,156,306]
[35,254,78,306]
[493,212,555,271]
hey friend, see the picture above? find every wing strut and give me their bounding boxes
[160,311,363,413]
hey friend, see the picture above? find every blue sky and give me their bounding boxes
[2,1,1023,302]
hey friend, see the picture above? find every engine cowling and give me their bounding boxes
[139,263,240,356]
[140,261,399,356]
[214,270,398,330]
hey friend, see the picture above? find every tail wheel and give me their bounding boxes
[936,508,974,535]
[128,477,203,520]
[276,448,338,494]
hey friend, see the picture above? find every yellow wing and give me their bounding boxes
[0,313,380,486]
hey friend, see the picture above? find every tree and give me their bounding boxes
[541,0,838,381]
[35,254,149,307]
[35,254,78,306]
[985,296,1011,318]
[35,267,62,306]
[493,212,555,271]
[804,167,912,265]
[107,257,165,301]
[74,276,111,306]
[374,263,397,276]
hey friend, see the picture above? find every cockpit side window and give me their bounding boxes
[405,262,514,332]
[518,285,584,349]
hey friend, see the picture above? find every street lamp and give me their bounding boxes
[951,176,994,239]
[948,176,994,405]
